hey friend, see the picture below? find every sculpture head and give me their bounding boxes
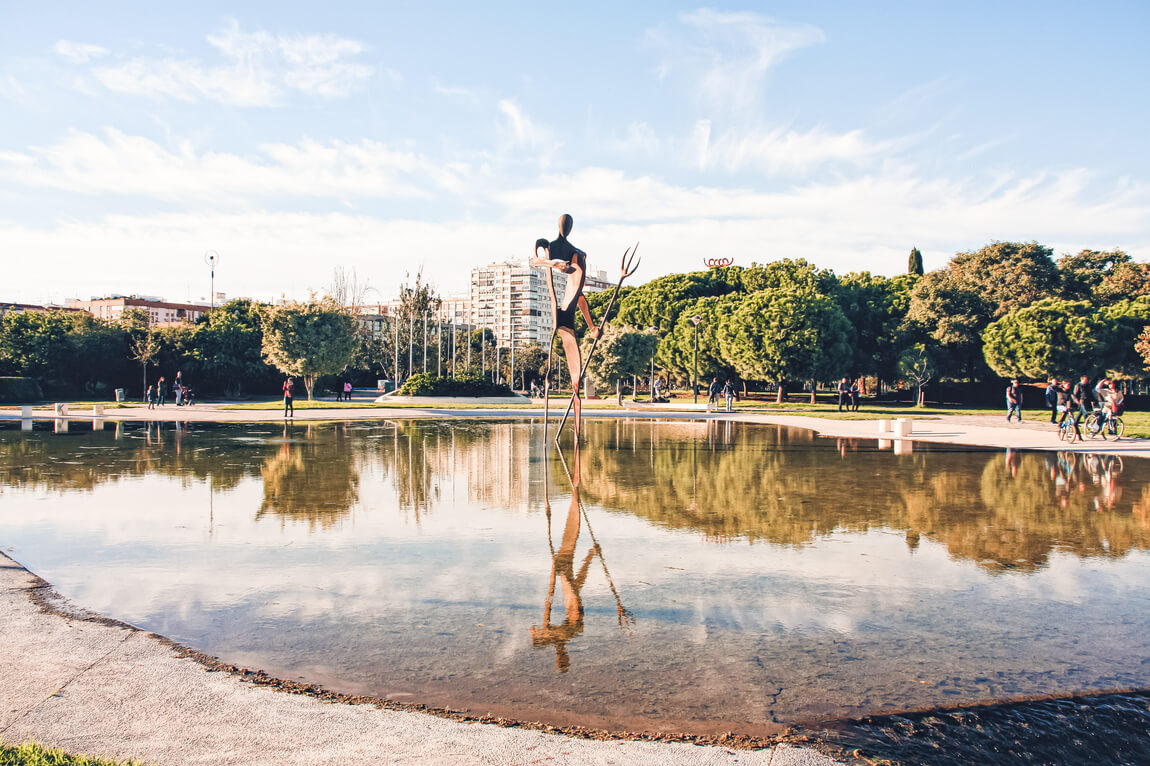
[558,213,573,238]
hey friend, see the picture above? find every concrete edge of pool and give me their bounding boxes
[0,554,844,766]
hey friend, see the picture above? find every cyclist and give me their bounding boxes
[1056,380,1079,440]
[1071,375,1092,439]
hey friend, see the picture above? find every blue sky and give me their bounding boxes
[1,1,1147,305]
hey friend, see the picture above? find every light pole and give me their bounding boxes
[438,314,443,378]
[408,313,414,379]
[423,310,428,375]
[691,315,702,404]
[648,326,658,401]
[394,315,400,387]
[204,250,220,311]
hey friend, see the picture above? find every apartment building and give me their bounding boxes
[66,296,213,325]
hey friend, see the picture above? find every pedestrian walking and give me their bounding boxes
[1072,375,1091,437]
[1006,379,1023,422]
[146,384,155,410]
[723,379,735,412]
[707,377,720,412]
[174,371,184,406]
[1044,377,1059,424]
[837,378,850,411]
[282,376,295,418]
[156,376,166,406]
[343,380,353,402]
[849,379,860,411]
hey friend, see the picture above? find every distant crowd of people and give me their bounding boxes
[1025,375,1127,439]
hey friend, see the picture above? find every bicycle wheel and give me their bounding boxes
[1086,413,1103,439]
[1112,417,1125,439]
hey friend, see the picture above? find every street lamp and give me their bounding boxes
[423,310,428,375]
[691,315,702,404]
[648,326,658,401]
[204,250,220,311]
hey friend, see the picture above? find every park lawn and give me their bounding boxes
[0,739,145,766]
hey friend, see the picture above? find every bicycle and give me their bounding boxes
[1058,414,1080,443]
[1085,407,1125,440]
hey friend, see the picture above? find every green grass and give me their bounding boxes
[0,740,145,766]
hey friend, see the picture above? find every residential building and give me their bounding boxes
[66,296,213,325]
[469,261,610,350]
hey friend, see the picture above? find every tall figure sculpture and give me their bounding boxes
[533,214,600,442]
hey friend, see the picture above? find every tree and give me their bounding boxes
[659,295,741,385]
[1057,249,1131,302]
[191,299,278,396]
[1097,296,1150,379]
[616,270,739,338]
[128,326,161,397]
[739,258,837,294]
[581,326,658,404]
[905,241,1061,379]
[981,298,1110,380]
[260,298,359,400]
[718,289,851,403]
[1136,327,1150,372]
[834,272,916,391]
[1098,261,1150,303]
[394,270,441,380]
[908,247,924,276]
[502,341,548,390]
[898,343,937,406]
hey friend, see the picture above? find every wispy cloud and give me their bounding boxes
[57,21,374,106]
[647,9,824,115]
[0,129,466,200]
[52,40,109,64]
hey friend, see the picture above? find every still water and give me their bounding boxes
[1,419,1148,738]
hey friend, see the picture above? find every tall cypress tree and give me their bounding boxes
[908,247,924,276]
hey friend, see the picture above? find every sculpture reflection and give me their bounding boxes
[532,445,633,673]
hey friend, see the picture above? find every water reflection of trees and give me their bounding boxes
[4,419,1150,571]
[0,422,275,494]
[257,424,361,529]
[574,420,1150,572]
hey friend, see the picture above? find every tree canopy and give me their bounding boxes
[260,298,359,400]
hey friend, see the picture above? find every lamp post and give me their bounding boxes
[394,315,400,387]
[438,314,443,377]
[691,315,702,404]
[648,326,658,401]
[408,313,414,380]
[204,250,220,311]
[423,310,428,375]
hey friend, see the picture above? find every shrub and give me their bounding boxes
[399,372,512,397]
[0,376,43,403]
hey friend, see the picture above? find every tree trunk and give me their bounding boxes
[776,383,784,404]
[141,363,147,399]
[304,374,315,401]
[809,380,817,405]
[616,378,623,406]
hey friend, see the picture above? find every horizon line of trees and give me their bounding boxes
[2,242,1149,403]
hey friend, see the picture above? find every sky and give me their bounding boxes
[1,1,1148,306]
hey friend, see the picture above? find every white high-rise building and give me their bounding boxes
[469,260,610,349]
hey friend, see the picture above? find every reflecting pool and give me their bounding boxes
[1,419,1149,737]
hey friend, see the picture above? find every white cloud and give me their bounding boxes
[71,20,374,106]
[3,162,1146,306]
[0,129,466,200]
[52,40,109,64]
[647,9,825,115]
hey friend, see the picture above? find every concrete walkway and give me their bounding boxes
[3,401,1146,764]
[1,557,837,766]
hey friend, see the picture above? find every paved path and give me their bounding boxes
[3,400,1147,764]
[1,557,836,766]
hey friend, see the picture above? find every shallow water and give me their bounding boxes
[1,418,1149,739]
